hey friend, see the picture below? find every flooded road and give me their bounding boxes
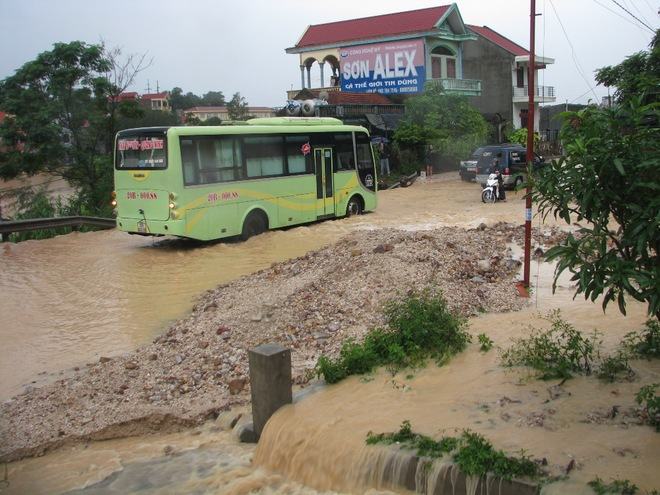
[4,246,658,495]
[0,175,540,399]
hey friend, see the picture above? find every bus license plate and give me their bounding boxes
[137,220,147,233]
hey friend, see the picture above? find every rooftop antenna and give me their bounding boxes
[145,80,151,93]
[156,80,160,93]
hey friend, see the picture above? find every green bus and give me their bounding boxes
[113,117,377,241]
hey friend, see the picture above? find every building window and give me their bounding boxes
[431,46,457,79]
[517,66,525,88]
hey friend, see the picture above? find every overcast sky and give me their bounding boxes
[0,0,657,108]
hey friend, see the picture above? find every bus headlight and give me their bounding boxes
[168,201,177,209]
[169,192,177,201]
[111,199,117,207]
[170,210,180,220]
[111,191,117,207]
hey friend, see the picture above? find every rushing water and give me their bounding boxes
[3,176,658,494]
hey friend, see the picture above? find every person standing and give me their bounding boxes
[379,142,390,176]
[425,144,434,178]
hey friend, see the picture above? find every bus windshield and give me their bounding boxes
[116,133,167,169]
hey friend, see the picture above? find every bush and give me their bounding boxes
[501,310,600,380]
[621,320,660,359]
[367,421,539,480]
[478,333,494,352]
[315,290,470,384]
[635,383,659,432]
[588,477,638,494]
[597,352,635,383]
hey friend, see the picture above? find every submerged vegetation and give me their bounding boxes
[366,420,540,480]
[501,312,659,383]
[588,477,639,495]
[315,290,470,384]
[500,310,599,380]
[635,384,659,432]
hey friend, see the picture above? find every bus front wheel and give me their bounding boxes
[241,211,267,241]
[346,196,363,217]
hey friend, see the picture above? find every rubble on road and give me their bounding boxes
[0,223,564,462]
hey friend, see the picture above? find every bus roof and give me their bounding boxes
[116,118,369,139]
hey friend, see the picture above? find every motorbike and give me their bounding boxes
[481,173,502,203]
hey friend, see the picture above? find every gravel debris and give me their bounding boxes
[0,222,566,462]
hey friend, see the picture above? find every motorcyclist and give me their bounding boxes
[489,160,505,201]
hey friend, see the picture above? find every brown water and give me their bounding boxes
[6,175,654,494]
[0,175,536,399]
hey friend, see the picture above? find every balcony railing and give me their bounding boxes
[513,85,556,100]
[318,104,405,118]
[426,78,482,96]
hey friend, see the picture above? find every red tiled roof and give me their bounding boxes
[296,5,451,48]
[467,25,529,56]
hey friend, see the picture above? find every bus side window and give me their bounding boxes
[181,139,199,186]
[244,136,284,178]
[285,135,312,174]
[334,133,354,171]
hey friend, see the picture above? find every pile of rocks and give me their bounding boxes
[0,223,545,462]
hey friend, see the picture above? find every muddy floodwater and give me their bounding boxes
[2,175,658,495]
[0,175,540,399]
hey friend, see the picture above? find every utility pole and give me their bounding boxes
[523,0,536,290]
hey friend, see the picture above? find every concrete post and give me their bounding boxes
[306,65,312,89]
[248,343,292,438]
[319,61,325,88]
[299,65,305,89]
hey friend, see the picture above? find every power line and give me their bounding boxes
[548,0,599,101]
[610,0,656,32]
[592,0,654,34]
[622,0,654,29]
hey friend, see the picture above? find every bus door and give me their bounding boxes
[314,148,335,217]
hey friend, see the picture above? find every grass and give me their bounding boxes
[316,289,470,384]
[500,310,600,380]
[366,420,540,481]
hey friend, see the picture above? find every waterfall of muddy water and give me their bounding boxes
[254,262,660,493]
[0,176,552,399]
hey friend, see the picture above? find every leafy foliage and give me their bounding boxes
[506,127,539,147]
[595,30,659,105]
[588,477,639,495]
[315,290,470,384]
[478,333,494,352]
[501,311,600,380]
[367,421,540,480]
[531,38,660,319]
[227,92,250,121]
[621,320,660,359]
[393,85,489,165]
[597,352,635,383]
[635,383,660,432]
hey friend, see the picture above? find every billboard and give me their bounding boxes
[340,39,425,95]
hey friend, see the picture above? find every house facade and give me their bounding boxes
[286,3,555,132]
[464,25,555,133]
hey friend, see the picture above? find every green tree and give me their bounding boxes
[227,92,249,121]
[532,34,660,319]
[169,87,202,111]
[596,31,659,105]
[201,91,226,106]
[393,85,489,166]
[0,41,114,212]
